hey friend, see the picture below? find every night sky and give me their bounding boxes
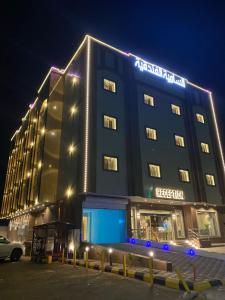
[1,1,225,201]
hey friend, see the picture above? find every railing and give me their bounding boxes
[131,228,173,242]
[188,228,200,248]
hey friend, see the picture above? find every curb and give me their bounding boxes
[65,259,225,292]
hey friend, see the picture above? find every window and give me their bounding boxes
[201,142,210,154]
[104,79,116,93]
[146,128,157,140]
[179,169,190,182]
[206,174,215,186]
[104,115,117,130]
[171,104,181,116]
[196,210,220,237]
[196,113,205,124]
[144,94,154,106]
[175,135,185,147]
[103,156,118,171]
[148,164,161,178]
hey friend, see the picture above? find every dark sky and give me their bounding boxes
[1,0,225,200]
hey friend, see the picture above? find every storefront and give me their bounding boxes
[196,208,221,238]
[131,204,185,242]
[130,195,225,244]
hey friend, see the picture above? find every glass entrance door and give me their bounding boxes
[139,212,174,242]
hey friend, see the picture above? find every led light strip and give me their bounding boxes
[37,67,64,94]
[187,80,225,182]
[83,36,91,193]
[90,36,129,56]
[208,92,225,176]
[64,36,88,73]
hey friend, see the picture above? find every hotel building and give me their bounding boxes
[1,35,225,248]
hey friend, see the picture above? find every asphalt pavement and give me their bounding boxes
[0,258,182,300]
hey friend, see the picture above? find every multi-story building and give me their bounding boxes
[1,35,225,248]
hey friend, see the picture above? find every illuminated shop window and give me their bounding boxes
[148,164,161,178]
[104,115,117,130]
[179,169,190,182]
[201,142,210,154]
[196,113,205,124]
[206,174,215,186]
[144,94,154,106]
[103,156,118,171]
[171,104,181,116]
[175,135,185,147]
[196,210,220,237]
[104,79,116,93]
[146,128,157,140]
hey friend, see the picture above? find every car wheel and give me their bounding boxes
[10,249,22,262]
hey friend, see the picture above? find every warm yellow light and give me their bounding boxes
[70,105,78,116]
[53,105,57,110]
[33,118,38,123]
[65,186,74,199]
[30,142,34,148]
[41,128,45,136]
[149,251,154,257]
[43,101,48,108]
[38,161,42,169]
[68,143,76,155]
[27,172,31,178]
[35,197,39,205]
[69,242,75,252]
[72,77,79,85]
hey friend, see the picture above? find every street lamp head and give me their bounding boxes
[85,246,90,252]
[108,248,113,254]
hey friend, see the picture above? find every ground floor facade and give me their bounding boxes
[81,194,225,247]
[4,193,225,249]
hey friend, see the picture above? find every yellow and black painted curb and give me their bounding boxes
[66,259,225,292]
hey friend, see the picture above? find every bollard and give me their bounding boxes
[108,248,113,267]
[123,254,127,277]
[175,268,190,293]
[47,255,52,264]
[149,256,153,287]
[101,250,105,272]
[62,249,65,264]
[148,251,154,288]
[176,268,198,300]
[191,264,196,281]
[85,246,89,269]
[73,249,76,267]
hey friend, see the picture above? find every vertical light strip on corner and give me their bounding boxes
[83,36,91,193]
[209,92,225,179]
[187,80,225,181]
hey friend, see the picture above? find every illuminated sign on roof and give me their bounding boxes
[134,57,186,88]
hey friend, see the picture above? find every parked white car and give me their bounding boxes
[0,235,25,261]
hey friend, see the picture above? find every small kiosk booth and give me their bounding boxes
[31,221,78,262]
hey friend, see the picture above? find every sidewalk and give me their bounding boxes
[65,258,225,292]
[107,243,225,281]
